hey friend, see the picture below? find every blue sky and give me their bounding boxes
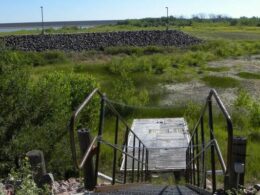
[0,0,260,23]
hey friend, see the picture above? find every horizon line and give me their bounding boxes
[0,15,259,25]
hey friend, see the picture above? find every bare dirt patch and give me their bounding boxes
[160,55,260,106]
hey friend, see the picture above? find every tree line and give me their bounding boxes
[117,15,260,27]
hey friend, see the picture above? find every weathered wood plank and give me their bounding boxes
[121,118,190,171]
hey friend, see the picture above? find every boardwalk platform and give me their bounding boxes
[121,118,190,171]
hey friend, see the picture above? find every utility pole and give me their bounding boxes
[165,6,169,31]
[41,6,44,35]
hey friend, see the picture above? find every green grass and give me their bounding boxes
[237,72,260,79]
[201,76,240,88]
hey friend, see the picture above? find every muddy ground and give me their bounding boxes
[160,55,260,106]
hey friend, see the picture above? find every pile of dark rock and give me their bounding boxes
[1,30,202,52]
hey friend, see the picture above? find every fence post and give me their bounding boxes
[78,129,95,191]
[26,150,47,187]
[229,137,247,189]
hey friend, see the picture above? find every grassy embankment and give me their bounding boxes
[1,23,260,184]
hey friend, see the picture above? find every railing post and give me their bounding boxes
[208,99,216,192]
[185,148,189,183]
[78,129,95,190]
[195,128,200,187]
[189,143,192,184]
[200,117,206,189]
[112,116,119,185]
[225,120,234,190]
[94,94,106,187]
[124,127,129,184]
[137,141,141,182]
[145,149,149,181]
[186,144,191,184]
[131,135,136,183]
[229,137,247,189]
[192,136,195,185]
[141,145,145,182]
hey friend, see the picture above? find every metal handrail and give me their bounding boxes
[187,139,227,174]
[190,89,232,139]
[69,88,102,169]
[79,136,98,169]
[105,97,148,147]
[186,89,233,193]
[69,88,149,189]
[69,88,148,169]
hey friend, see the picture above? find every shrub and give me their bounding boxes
[108,55,171,75]
[184,101,202,128]
[233,89,260,129]
[105,46,142,55]
[11,72,99,178]
[233,90,252,130]
[110,73,149,106]
[150,55,171,74]
[0,58,30,176]
[0,50,67,67]
[250,102,260,128]
[0,38,5,51]
[42,51,67,64]
[143,46,164,55]
[0,58,99,178]
[24,52,45,66]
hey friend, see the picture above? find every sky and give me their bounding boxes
[0,0,260,23]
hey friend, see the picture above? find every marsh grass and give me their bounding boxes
[237,72,260,79]
[201,76,240,88]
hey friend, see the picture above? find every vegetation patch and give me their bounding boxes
[201,76,240,88]
[0,58,99,178]
[203,66,230,72]
[237,71,260,79]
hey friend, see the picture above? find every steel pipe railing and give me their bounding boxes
[69,88,149,190]
[186,89,233,193]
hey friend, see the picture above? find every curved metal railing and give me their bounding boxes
[186,89,233,193]
[69,88,149,189]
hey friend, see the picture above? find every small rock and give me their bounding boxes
[41,173,55,186]
[255,184,260,191]
[245,187,257,195]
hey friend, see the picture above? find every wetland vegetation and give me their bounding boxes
[0,18,260,188]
